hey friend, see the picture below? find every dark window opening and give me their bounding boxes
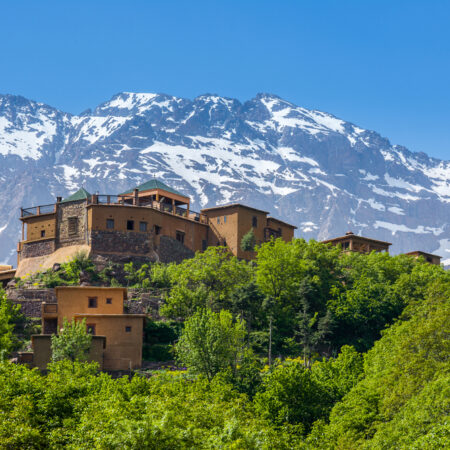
[426,257,432,263]
[88,297,97,308]
[139,221,147,232]
[342,242,350,250]
[87,324,96,335]
[176,230,185,244]
[68,217,78,235]
[202,239,208,251]
[106,219,114,229]
[278,227,282,236]
[125,326,132,333]
[154,225,161,235]
[40,230,46,238]
[252,216,257,227]
[224,215,227,223]
[217,217,220,224]
[106,298,112,304]
[127,220,134,230]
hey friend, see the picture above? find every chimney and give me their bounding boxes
[345,231,354,236]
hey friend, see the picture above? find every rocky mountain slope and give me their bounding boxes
[0,92,449,266]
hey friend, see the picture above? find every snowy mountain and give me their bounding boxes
[0,92,449,266]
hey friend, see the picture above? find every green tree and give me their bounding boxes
[175,308,247,381]
[161,247,252,320]
[241,229,256,251]
[0,289,19,360]
[51,318,92,362]
[254,359,330,431]
[315,278,450,448]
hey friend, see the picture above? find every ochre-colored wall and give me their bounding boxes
[266,218,295,242]
[55,287,126,329]
[88,204,209,254]
[24,214,56,242]
[74,314,144,370]
[204,207,240,252]
[31,334,106,371]
[203,206,269,259]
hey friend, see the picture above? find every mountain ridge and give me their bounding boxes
[0,92,449,266]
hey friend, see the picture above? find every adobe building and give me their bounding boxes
[202,204,297,259]
[16,179,296,276]
[322,231,391,253]
[404,251,442,265]
[0,265,16,288]
[29,286,145,371]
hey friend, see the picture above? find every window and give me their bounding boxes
[106,219,114,229]
[68,217,78,235]
[125,326,132,333]
[252,216,257,227]
[176,230,185,244]
[342,242,350,250]
[202,239,208,251]
[154,225,161,235]
[127,220,134,230]
[87,324,96,335]
[40,230,46,238]
[217,217,220,224]
[278,227,282,237]
[139,221,147,232]
[224,215,227,223]
[88,297,97,308]
[106,298,112,304]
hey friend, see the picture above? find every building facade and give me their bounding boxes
[16,179,296,276]
[32,286,145,371]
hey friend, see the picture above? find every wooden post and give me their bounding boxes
[186,201,190,219]
[22,222,24,241]
[133,188,139,206]
[172,199,175,215]
[37,206,41,215]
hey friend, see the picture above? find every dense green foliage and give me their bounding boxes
[51,318,92,362]
[0,288,19,360]
[3,238,449,447]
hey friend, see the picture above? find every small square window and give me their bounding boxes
[139,221,147,232]
[88,297,97,308]
[40,230,46,238]
[106,219,114,229]
[127,220,134,230]
[87,324,96,335]
[125,326,132,333]
[176,230,185,244]
[106,298,112,304]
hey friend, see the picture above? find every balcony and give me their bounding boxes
[89,194,209,224]
[21,203,56,218]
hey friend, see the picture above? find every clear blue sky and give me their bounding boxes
[0,0,449,160]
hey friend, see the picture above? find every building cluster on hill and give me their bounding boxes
[1,178,443,371]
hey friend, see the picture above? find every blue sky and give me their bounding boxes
[0,0,449,160]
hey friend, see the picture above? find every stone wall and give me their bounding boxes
[21,239,55,259]
[90,230,153,255]
[57,200,88,247]
[7,288,57,318]
[158,235,195,263]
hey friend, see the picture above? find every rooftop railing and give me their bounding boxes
[21,203,56,217]
[21,195,209,224]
